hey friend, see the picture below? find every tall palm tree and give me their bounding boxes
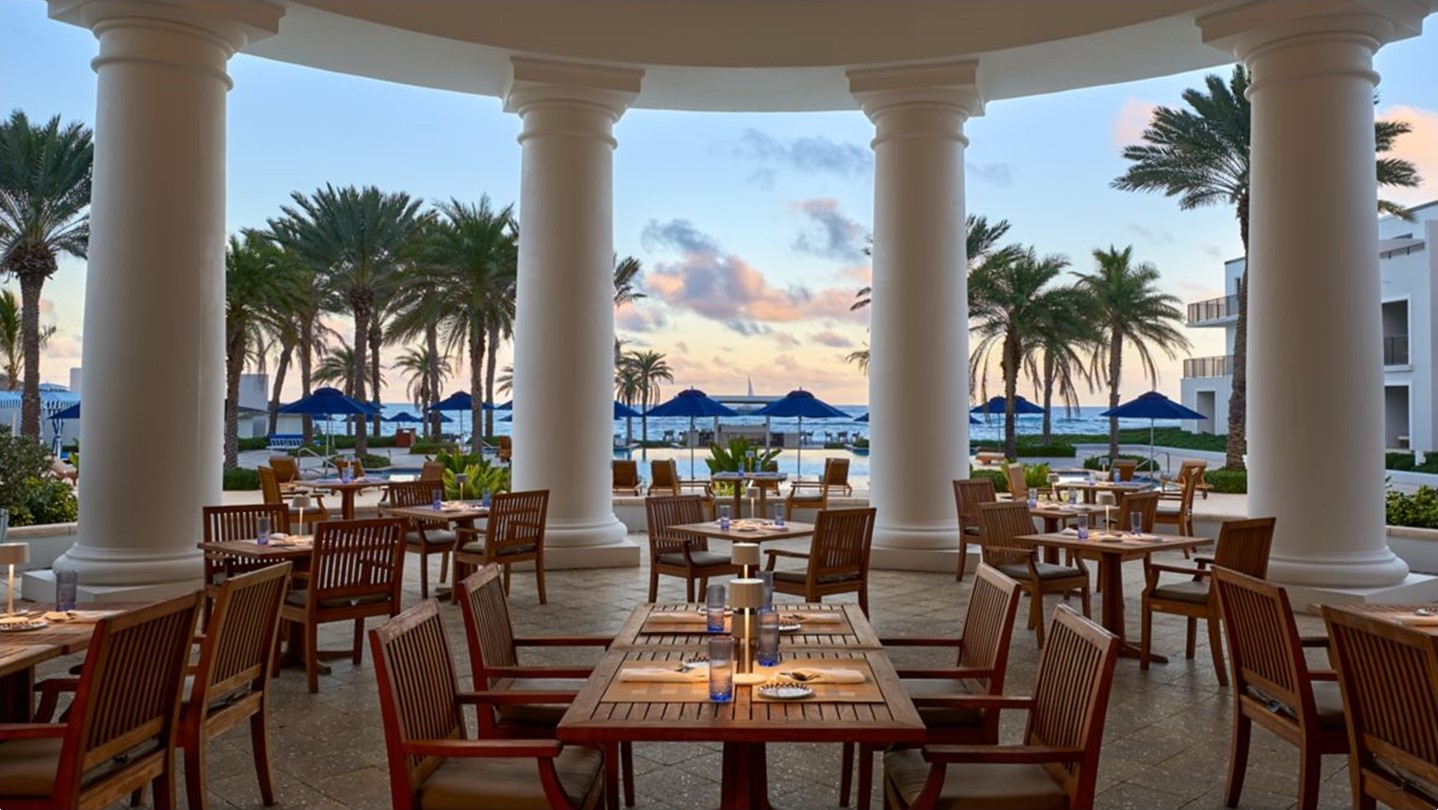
[417,197,516,452]
[844,343,870,375]
[850,215,1017,311]
[614,360,644,446]
[314,340,358,393]
[621,349,673,446]
[1026,285,1098,444]
[968,249,1073,457]
[0,287,55,391]
[388,260,453,440]
[0,111,92,438]
[1074,246,1190,459]
[1113,66,1419,469]
[392,345,451,432]
[224,232,301,468]
[261,246,327,435]
[267,184,423,455]
[613,254,645,359]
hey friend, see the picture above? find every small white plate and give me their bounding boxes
[0,618,49,632]
[757,683,813,700]
[778,622,802,632]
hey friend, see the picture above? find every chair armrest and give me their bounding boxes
[402,739,564,759]
[906,694,1033,711]
[878,637,962,648]
[922,744,1084,765]
[1307,669,1339,681]
[1193,556,1216,567]
[764,549,809,560]
[514,636,613,648]
[1299,636,1331,648]
[484,665,595,679]
[896,667,996,680]
[0,723,68,740]
[459,689,580,705]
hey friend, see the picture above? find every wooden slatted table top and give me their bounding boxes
[667,520,815,543]
[1322,603,1438,637]
[0,604,144,656]
[199,538,315,561]
[1016,531,1211,560]
[0,644,61,678]
[382,503,489,522]
[612,603,880,650]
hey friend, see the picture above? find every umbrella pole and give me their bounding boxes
[689,416,697,479]
[1150,419,1158,477]
[796,416,803,478]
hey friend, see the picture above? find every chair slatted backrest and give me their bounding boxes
[977,501,1037,567]
[1211,517,1277,579]
[387,480,449,532]
[457,565,519,685]
[808,508,875,585]
[203,503,292,584]
[1005,463,1028,501]
[258,465,285,506]
[958,564,1024,694]
[488,490,549,556]
[823,458,850,490]
[419,460,446,481]
[613,459,640,490]
[269,455,300,484]
[1112,460,1137,482]
[194,563,291,707]
[1213,568,1314,721]
[1025,605,1120,801]
[1116,491,1160,533]
[645,496,710,559]
[370,599,465,802]
[953,478,998,534]
[309,518,406,606]
[1177,460,1207,507]
[650,460,680,496]
[57,592,203,789]
[1323,607,1438,806]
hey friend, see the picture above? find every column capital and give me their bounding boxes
[1198,0,1433,61]
[49,0,283,54]
[504,57,644,121]
[847,60,984,123]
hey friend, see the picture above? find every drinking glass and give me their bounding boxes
[1076,513,1089,541]
[773,504,784,528]
[708,636,735,702]
[256,515,272,545]
[718,504,732,530]
[1067,486,1078,505]
[1130,511,1143,535]
[54,567,78,612]
[340,464,353,483]
[706,584,727,633]
[1027,490,1037,508]
[481,489,492,509]
[758,571,774,609]
[757,608,780,667]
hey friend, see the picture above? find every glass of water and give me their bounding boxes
[718,504,732,530]
[1130,511,1144,535]
[708,636,735,702]
[256,515,272,545]
[1076,513,1089,541]
[773,504,784,528]
[706,584,727,633]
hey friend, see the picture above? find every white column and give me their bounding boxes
[34,0,281,600]
[849,63,980,570]
[506,58,642,567]
[1201,0,1433,600]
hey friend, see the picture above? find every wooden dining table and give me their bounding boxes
[1015,530,1210,661]
[0,604,139,721]
[709,471,788,519]
[306,477,387,520]
[611,602,880,650]
[1321,603,1438,638]
[1053,479,1154,504]
[668,519,815,547]
[381,502,488,525]
[558,602,922,810]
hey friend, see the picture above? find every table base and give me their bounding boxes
[719,742,791,810]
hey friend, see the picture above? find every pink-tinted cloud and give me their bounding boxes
[809,330,854,349]
[791,198,867,263]
[1379,105,1437,206]
[1113,96,1157,146]
[774,332,799,349]
[617,306,667,333]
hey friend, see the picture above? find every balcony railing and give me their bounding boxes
[1183,355,1232,378]
[1187,294,1238,325]
[1385,335,1409,366]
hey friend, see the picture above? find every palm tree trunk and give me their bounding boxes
[300,315,315,444]
[470,324,485,456]
[1002,335,1020,459]
[484,321,501,437]
[425,324,441,440]
[1225,194,1250,470]
[18,272,45,439]
[369,323,383,434]
[224,328,244,469]
[1108,326,1123,459]
[352,305,370,456]
[1041,354,1055,445]
[268,336,294,435]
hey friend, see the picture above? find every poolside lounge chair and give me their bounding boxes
[648,458,711,498]
[497,435,512,463]
[612,459,643,495]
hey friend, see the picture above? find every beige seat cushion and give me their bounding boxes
[494,678,588,726]
[416,744,602,810]
[285,590,391,609]
[902,679,984,730]
[1150,580,1210,604]
[1249,682,1345,731]
[460,542,538,557]
[773,570,859,586]
[884,748,1069,810]
[0,737,61,799]
[407,529,458,546]
[656,551,732,568]
[995,562,1085,582]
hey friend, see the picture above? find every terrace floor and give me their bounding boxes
[39,534,1346,810]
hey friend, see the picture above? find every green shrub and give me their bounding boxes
[0,428,78,526]
[223,468,260,490]
[433,449,510,498]
[408,439,458,456]
[970,468,1008,494]
[1386,452,1416,471]
[237,437,269,452]
[1083,453,1160,473]
[1204,468,1247,494]
[1023,463,1052,489]
[1012,443,1076,458]
[359,453,391,469]
[1387,486,1438,529]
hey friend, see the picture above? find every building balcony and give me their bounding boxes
[1183,354,1232,379]
[1186,294,1238,327]
[1384,335,1409,367]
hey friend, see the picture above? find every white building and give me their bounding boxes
[1182,201,1438,454]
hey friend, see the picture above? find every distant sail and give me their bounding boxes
[747,376,754,397]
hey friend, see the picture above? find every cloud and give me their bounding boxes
[792,198,867,263]
[809,330,854,349]
[616,307,667,333]
[731,129,872,183]
[836,265,871,285]
[1378,105,1438,206]
[1200,243,1224,259]
[774,332,799,349]
[674,340,690,353]
[967,161,1014,186]
[1113,96,1157,146]
[726,320,773,337]
[641,218,864,325]
[1128,222,1176,244]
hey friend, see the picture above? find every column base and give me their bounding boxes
[20,541,204,604]
[870,546,969,573]
[21,569,203,604]
[1279,573,1438,612]
[542,513,639,569]
[1268,545,1411,589]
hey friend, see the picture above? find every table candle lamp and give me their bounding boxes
[455,472,469,502]
[0,543,28,617]
[731,543,760,579]
[1096,492,1116,530]
[293,494,312,536]
[729,578,766,685]
[746,486,760,520]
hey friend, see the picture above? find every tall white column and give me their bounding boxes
[507,58,642,567]
[849,63,980,570]
[1201,1,1433,599]
[37,0,281,599]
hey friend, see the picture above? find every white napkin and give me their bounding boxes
[1060,527,1081,537]
[783,612,844,624]
[647,610,708,623]
[617,667,707,683]
[1396,612,1438,626]
[42,610,115,623]
[782,667,866,684]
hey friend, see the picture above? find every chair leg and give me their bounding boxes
[1185,617,1198,659]
[648,569,660,603]
[955,538,968,581]
[305,621,320,694]
[621,741,635,807]
[439,549,450,585]
[502,563,512,595]
[1079,585,1092,620]
[839,741,854,806]
[1297,748,1322,810]
[183,737,207,810]
[685,576,696,604]
[251,706,277,805]
[152,759,176,810]
[1207,616,1228,687]
[419,548,430,599]
[1224,713,1251,808]
[535,554,547,605]
[352,619,365,665]
[856,742,878,810]
[858,586,869,617]
[1140,601,1153,671]
[1031,590,1046,647]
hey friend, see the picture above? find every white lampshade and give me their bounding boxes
[729,578,765,609]
[293,494,313,510]
[0,543,27,567]
[731,543,760,568]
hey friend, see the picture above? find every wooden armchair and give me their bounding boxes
[386,479,459,599]
[259,465,330,531]
[1112,459,1138,481]
[497,435,512,462]
[0,592,203,810]
[644,495,740,602]
[419,459,446,481]
[612,459,642,496]
[456,566,633,805]
[1323,606,1438,810]
[880,605,1119,810]
[279,518,406,693]
[785,457,851,519]
[268,454,299,484]
[841,563,1024,810]
[1156,460,1206,536]
[335,457,366,479]
[647,458,712,501]
[763,507,876,615]
[1004,462,1028,502]
[455,489,550,604]
[978,501,1090,647]
[201,503,291,626]
[1140,517,1275,685]
[953,478,998,581]
[1213,568,1348,810]
[369,599,605,810]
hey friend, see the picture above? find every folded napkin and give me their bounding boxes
[617,667,707,683]
[647,610,708,623]
[42,610,116,623]
[782,612,844,624]
[781,667,866,684]
[1060,527,1081,537]
[1396,612,1438,626]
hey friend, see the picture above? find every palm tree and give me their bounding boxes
[267,184,423,455]
[392,345,451,433]
[224,232,301,468]
[417,197,516,451]
[1026,286,1098,444]
[968,249,1074,457]
[388,262,453,439]
[621,349,673,446]
[613,254,646,359]
[1074,246,1190,459]
[261,246,327,436]
[844,343,870,375]
[1,287,55,391]
[614,360,644,446]
[851,215,1017,311]
[0,111,92,438]
[1113,66,1419,469]
[314,341,358,393]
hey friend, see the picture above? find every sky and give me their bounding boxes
[2,0,1435,406]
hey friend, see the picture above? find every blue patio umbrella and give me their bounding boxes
[385,410,451,424]
[752,389,848,476]
[970,395,1046,416]
[52,402,80,421]
[647,388,740,477]
[613,401,642,419]
[1100,391,1206,474]
[279,387,373,458]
